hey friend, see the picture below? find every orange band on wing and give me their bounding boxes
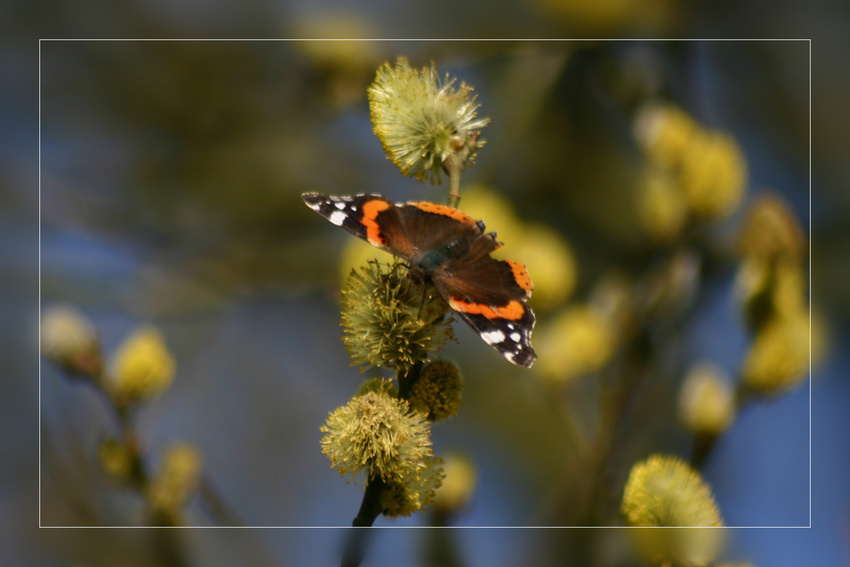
[449,297,526,320]
[362,199,391,246]
[506,260,534,296]
[411,201,477,225]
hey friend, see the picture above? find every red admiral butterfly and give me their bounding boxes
[302,193,536,367]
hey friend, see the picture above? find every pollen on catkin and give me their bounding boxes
[622,455,723,527]
[621,455,724,566]
[634,102,747,222]
[678,362,736,436]
[735,255,806,333]
[379,456,445,518]
[340,261,453,373]
[534,304,615,383]
[146,443,202,525]
[735,194,807,333]
[109,326,175,407]
[679,130,747,220]
[741,308,810,396]
[355,377,399,399]
[320,390,433,484]
[368,57,489,185]
[737,193,804,261]
[634,103,701,174]
[407,359,463,421]
[637,166,687,243]
[733,192,815,396]
[339,238,390,285]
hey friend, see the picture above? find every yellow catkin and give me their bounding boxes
[742,309,810,395]
[535,305,614,383]
[679,130,747,220]
[637,166,687,242]
[147,443,202,521]
[737,193,803,260]
[110,326,175,405]
[42,305,102,377]
[622,455,724,566]
[678,362,736,436]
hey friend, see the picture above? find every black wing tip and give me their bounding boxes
[302,192,395,209]
[506,347,536,368]
[302,192,325,205]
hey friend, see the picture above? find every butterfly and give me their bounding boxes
[302,193,536,367]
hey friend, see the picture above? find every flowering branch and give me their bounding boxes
[41,307,241,528]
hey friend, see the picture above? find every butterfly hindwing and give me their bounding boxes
[451,303,536,368]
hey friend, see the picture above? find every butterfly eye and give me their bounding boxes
[475,220,486,233]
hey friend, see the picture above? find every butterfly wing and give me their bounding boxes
[432,236,537,367]
[302,193,485,259]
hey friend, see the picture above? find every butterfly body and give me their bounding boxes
[303,192,536,368]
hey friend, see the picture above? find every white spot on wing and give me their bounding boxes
[510,332,521,343]
[334,202,346,210]
[480,330,506,345]
[329,211,347,226]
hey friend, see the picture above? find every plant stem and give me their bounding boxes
[444,153,463,208]
[586,326,653,526]
[341,476,386,567]
[352,475,386,527]
[691,431,718,469]
[397,361,424,400]
[342,361,424,566]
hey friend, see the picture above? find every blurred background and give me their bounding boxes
[2,1,849,565]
